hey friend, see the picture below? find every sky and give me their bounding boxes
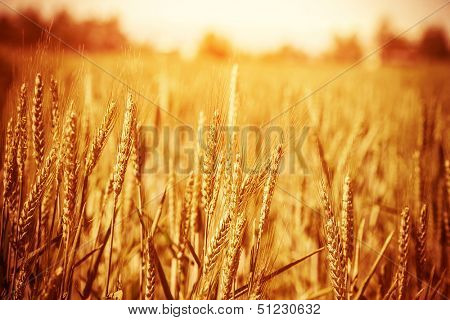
[2,0,450,56]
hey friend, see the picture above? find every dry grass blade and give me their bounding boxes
[354,231,394,299]
[235,247,324,298]
[153,240,174,300]
[150,190,166,237]
[186,239,201,268]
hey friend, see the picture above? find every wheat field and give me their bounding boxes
[0,46,449,300]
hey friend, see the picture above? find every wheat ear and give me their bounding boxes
[62,112,78,250]
[445,160,450,208]
[321,182,346,300]
[17,149,56,249]
[16,83,28,183]
[397,206,410,299]
[85,101,117,176]
[203,211,232,276]
[31,73,45,167]
[341,175,354,263]
[415,204,427,286]
[3,119,17,200]
[50,76,59,138]
[201,110,219,213]
[106,93,137,296]
[220,213,246,299]
[145,236,157,300]
[253,144,283,267]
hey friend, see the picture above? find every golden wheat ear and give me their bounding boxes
[145,236,157,300]
[220,212,246,300]
[15,83,28,184]
[414,204,427,287]
[341,175,354,264]
[60,111,78,297]
[397,206,410,300]
[320,181,347,300]
[17,148,57,250]
[106,93,137,296]
[85,101,118,177]
[32,73,45,167]
[49,76,60,138]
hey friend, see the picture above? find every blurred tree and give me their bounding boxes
[0,8,45,46]
[375,17,416,63]
[328,34,363,62]
[376,17,394,46]
[0,52,12,115]
[197,32,232,59]
[262,44,308,62]
[0,9,128,51]
[418,26,449,60]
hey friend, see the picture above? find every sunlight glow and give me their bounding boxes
[4,0,450,56]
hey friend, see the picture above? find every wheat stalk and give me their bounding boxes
[16,83,28,182]
[85,101,117,176]
[112,95,136,200]
[62,111,78,250]
[190,112,204,247]
[415,204,427,286]
[220,212,246,299]
[50,77,59,138]
[397,206,410,299]
[168,159,177,240]
[253,144,283,267]
[2,119,17,200]
[13,265,28,299]
[201,111,220,214]
[203,211,231,276]
[17,148,56,249]
[220,152,243,298]
[145,236,157,300]
[131,122,146,299]
[321,182,346,300]
[445,160,450,207]
[31,73,45,167]
[341,175,354,263]
[106,93,137,296]
[131,123,145,185]
[413,151,423,209]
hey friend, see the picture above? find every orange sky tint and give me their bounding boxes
[2,0,450,56]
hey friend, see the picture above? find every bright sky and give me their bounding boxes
[3,0,450,56]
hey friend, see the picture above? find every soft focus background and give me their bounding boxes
[1,0,450,56]
[0,0,450,111]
